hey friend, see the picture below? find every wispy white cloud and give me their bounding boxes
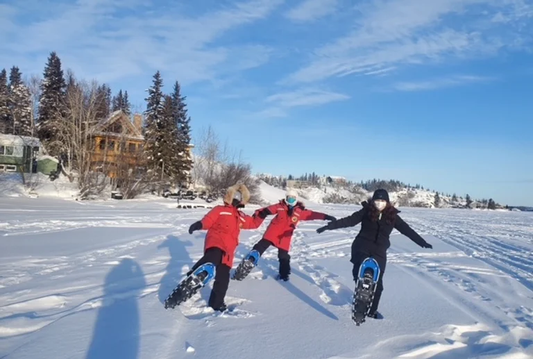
[391,75,495,91]
[285,0,338,22]
[284,0,533,84]
[256,88,349,118]
[0,0,284,85]
[266,88,349,107]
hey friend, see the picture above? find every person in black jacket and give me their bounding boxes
[316,189,433,318]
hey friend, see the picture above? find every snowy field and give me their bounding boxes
[0,197,532,359]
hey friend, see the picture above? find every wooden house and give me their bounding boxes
[89,111,145,179]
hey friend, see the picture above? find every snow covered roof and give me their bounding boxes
[91,110,143,140]
[0,134,42,147]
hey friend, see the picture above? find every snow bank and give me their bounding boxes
[258,180,287,204]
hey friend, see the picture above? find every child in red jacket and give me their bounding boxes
[164,184,264,312]
[233,189,335,281]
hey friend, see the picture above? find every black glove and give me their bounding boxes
[257,208,270,219]
[324,215,336,221]
[188,221,202,234]
[316,225,329,234]
[422,242,433,249]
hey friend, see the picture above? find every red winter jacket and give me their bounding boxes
[260,200,327,251]
[200,204,264,267]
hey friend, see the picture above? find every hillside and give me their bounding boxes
[257,180,480,209]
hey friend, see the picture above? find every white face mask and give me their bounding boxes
[374,200,386,211]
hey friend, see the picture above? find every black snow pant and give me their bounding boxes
[351,250,387,314]
[252,238,291,279]
[189,247,230,310]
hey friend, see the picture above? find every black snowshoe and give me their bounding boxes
[352,257,380,326]
[164,263,215,309]
[232,250,260,281]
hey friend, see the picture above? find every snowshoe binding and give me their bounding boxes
[164,263,216,309]
[232,250,260,281]
[352,257,380,326]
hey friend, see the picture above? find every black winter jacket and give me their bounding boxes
[324,202,429,258]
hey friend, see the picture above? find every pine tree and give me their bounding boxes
[95,84,111,120]
[123,91,131,115]
[112,89,131,115]
[9,67,22,88]
[8,66,32,136]
[452,193,458,202]
[466,194,473,208]
[10,83,32,136]
[171,81,193,180]
[112,89,122,112]
[488,198,496,210]
[38,51,67,154]
[143,71,166,178]
[158,95,183,181]
[434,192,441,208]
[0,69,10,134]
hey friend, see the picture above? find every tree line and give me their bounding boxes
[1,52,193,199]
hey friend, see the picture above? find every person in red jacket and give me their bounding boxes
[233,189,336,281]
[169,183,264,312]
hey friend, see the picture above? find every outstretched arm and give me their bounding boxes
[240,211,266,229]
[255,203,282,219]
[394,215,432,248]
[299,209,336,222]
[316,208,365,233]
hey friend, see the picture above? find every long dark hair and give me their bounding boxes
[367,198,397,224]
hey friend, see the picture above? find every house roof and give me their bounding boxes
[0,134,42,147]
[91,110,144,140]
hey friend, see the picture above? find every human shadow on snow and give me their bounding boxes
[85,258,146,359]
[157,235,194,304]
[158,234,212,305]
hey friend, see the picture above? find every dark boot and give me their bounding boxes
[208,264,230,311]
[278,249,291,280]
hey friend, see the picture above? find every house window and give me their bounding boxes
[107,141,115,151]
[99,139,105,150]
[128,143,136,152]
[0,146,14,156]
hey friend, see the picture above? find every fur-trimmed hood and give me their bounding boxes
[224,183,250,205]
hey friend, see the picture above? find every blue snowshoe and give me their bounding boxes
[232,250,260,281]
[164,263,216,309]
[352,257,380,326]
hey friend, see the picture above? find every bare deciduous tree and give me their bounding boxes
[192,125,261,203]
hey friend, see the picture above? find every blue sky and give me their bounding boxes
[1,0,532,205]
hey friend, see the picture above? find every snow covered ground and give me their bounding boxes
[0,197,532,359]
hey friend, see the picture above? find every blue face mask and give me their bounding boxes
[286,196,297,207]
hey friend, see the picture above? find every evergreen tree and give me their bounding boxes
[488,198,496,210]
[9,67,22,88]
[9,81,32,136]
[95,84,111,120]
[38,51,67,154]
[112,89,131,115]
[171,81,192,179]
[434,192,441,208]
[112,89,122,112]
[123,91,131,115]
[143,71,166,178]
[8,66,32,135]
[0,69,10,134]
[158,95,184,181]
[452,193,458,202]
[466,194,473,208]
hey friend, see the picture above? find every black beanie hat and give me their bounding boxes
[372,189,390,202]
